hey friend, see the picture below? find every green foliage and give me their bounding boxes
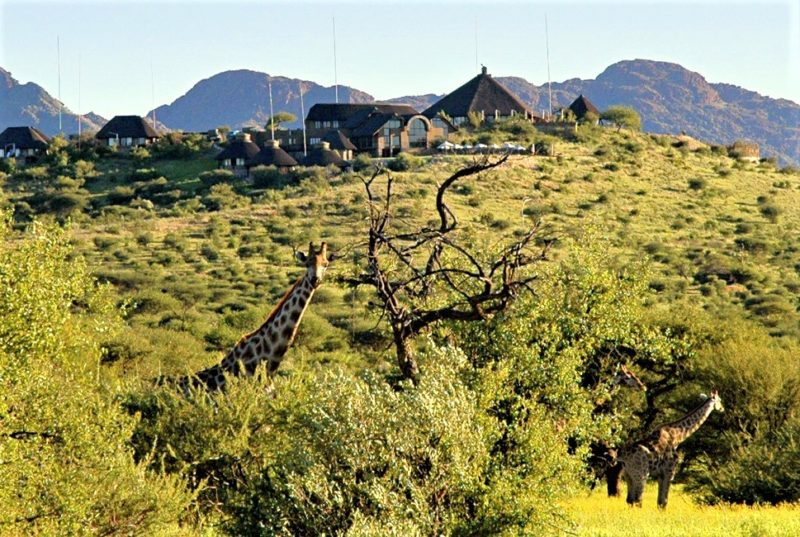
[0,215,193,534]
[387,152,423,172]
[601,106,642,132]
[203,183,249,211]
[265,111,297,130]
[351,153,374,172]
[688,177,708,190]
[199,168,235,188]
[467,110,483,129]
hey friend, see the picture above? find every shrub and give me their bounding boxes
[250,165,294,189]
[688,178,707,191]
[759,203,781,223]
[203,183,249,211]
[0,217,192,534]
[351,153,373,172]
[199,169,235,188]
[387,152,423,172]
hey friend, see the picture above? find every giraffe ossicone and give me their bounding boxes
[178,241,334,393]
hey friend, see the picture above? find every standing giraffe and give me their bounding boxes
[619,390,724,509]
[179,242,333,393]
[592,364,647,497]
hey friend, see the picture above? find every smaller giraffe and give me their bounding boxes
[593,364,647,497]
[178,242,333,393]
[619,390,724,509]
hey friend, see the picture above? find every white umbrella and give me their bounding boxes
[474,143,488,152]
[489,143,501,150]
[453,144,464,150]
[502,142,517,150]
[437,141,455,151]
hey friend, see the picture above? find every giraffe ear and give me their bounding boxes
[296,251,308,264]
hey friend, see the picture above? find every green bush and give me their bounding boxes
[688,177,708,191]
[351,153,373,172]
[387,152,423,172]
[199,169,235,188]
[0,215,193,534]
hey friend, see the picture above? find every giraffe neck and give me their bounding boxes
[197,272,317,390]
[661,398,715,446]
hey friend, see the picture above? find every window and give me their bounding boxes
[310,137,321,145]
[314,121,321,128]
[223,159,231,167]
[236,158,245,166]
[432,117,449,138]
[408,118,428,147]
[323,121,331,128]
[332,120,339,128]
[123,137,133,146]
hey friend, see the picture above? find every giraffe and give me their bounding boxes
[179,242,334,393]
[592,364,647,497]
[619,390,724,509]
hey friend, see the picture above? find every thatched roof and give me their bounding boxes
[215,135,261,162]
[249,140,298,167]
[307,103,418,123]
[322,129,356,151]
[568,95,600,119]
[301,142,347,167]
[422,67,531,119]
[96,115,160,139]
[0,126,50,150]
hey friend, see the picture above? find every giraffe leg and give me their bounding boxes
[606,462,624,497]
[657,455,679,509]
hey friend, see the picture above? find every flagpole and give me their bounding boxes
[268,76,275,141]
[300,82,307,156]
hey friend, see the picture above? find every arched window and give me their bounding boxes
[408,118,428,147]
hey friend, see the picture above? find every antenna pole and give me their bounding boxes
[151,60,156,130]
[268,76,275,141]
[474,17,478,72]
[77,52,81,145]
[332,15,339,104]
[545,15,553,118]
[57,36,62,133]
[300,82,307,156]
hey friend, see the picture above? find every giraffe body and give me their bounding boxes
[179,242,332,393]
[619,391,723,509]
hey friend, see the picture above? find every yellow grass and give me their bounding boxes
[566,486,800,537]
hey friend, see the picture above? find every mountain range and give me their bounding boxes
[0,67,106,136]
[2,60,798,164]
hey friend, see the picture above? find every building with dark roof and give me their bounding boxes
[301,141,347,168]
[215,133,261,177]
[248,140,298,171]
[294,103,449,157]
[422,66,533,127]
[322,130,357,160]
[567,95,600,121]
[96,115,160,148]
[0,126,50,163]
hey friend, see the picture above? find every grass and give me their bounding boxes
[568,486,800,536]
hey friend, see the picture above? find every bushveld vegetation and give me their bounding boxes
[2,121,800,535]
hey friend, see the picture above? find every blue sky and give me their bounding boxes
[1,0,798,119]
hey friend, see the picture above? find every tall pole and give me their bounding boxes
[300,82,307,156]
[151,60,157,130]
[268,76,275,141]
[545,15,553,118]
[77,52,81,144]
[57,36,62,133]
[332,15,339,103]
[474,17,478,72]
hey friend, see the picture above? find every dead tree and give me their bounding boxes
[345,155,552,383]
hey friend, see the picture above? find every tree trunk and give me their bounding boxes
[393,324,419,384]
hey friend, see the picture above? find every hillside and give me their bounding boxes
[3,124,800,534]
[148,69,375,132]
[0,67,106,135]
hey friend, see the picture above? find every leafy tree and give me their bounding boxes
[0,215,193,533]
[265,111,298,131]
[467,110,483,129]
[601,106,642,132]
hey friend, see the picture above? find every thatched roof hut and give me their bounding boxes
[249,140,298,169]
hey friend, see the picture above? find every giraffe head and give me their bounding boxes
[701,390,725,412]
[296,241,335,288]
[612,364,647,391]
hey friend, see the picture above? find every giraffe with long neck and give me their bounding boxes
[180,242,333,393]
[600,364,647,497]
[619,391,724,509]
